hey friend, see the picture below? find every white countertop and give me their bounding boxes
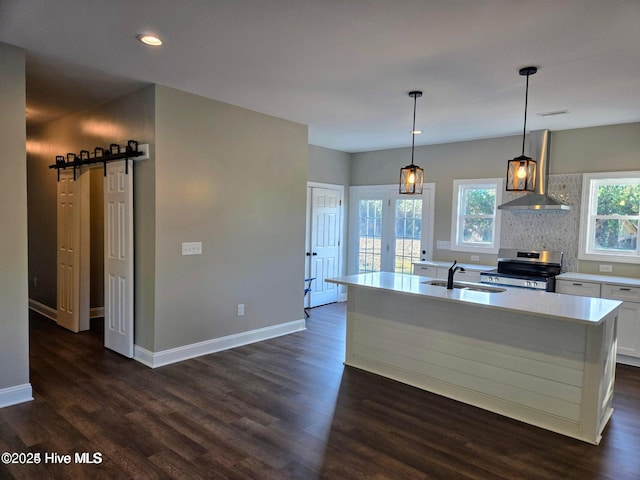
[413,260,495,272]
[556,272,640,287]
[327,272,621,325]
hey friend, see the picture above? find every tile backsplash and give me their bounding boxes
[500,173,582,272]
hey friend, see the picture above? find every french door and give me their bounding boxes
[349,184,434,274]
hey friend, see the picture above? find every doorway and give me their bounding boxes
[348,184,435,274]
[56,159,134,357]
[305,182,344,308]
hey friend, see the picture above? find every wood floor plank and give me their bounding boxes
[1,304,639,479]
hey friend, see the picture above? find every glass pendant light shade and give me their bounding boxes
[507,66,538,192]
[399,90,424,195]
[400,164,424,194]
[506,155,536,191]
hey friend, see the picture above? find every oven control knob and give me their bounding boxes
[532,281,538,288]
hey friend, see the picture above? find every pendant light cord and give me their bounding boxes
[411,93,417,166]
[521,71,530,157]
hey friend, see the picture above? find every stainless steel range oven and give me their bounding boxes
[480,248,563,292]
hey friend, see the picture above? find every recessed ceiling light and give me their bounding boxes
[137,34,163,46]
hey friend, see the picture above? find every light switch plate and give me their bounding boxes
[436,240,451,250]
[470,255,480,261]
[599,264,613,273]
[182,242,202,255]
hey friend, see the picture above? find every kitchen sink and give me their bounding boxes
[422,279,506,293]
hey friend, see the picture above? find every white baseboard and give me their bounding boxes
[29,299,104,321]
[0,384,33,408]
[134,318,306,368]
[28,299,57,321]
[617,355,640,367]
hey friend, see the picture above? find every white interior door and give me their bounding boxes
[104,160,134,357]
[57,169,90,332]
[307,185,342,307]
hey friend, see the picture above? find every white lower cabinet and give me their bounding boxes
[601,284,640,358]
[556,278,640,362]
[454,269,482,283]
[412,264,484,283]
[556,280,601,297]
[413,265,445,279]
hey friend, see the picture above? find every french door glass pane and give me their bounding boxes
[358,200,383,273]
[394,199,422,274]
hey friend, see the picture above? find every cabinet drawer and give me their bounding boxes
[556,280,601,298]
[414,265,438,277]
[601,284,640,303]
[454,269,482,283]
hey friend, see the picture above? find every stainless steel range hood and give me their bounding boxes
[498,129,571,211]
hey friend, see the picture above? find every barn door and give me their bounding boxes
[104,160,134,357]
[56,169,90,332]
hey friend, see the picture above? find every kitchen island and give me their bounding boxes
[326,272,622,444]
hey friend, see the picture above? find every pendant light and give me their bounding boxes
[506,66,538,192]
[399,91,424,195]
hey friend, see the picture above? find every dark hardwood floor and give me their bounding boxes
[1,304,640,479]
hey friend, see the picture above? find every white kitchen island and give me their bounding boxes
[326,272,622,444]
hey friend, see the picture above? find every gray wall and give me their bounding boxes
[152,85,307,351]
[308,144,350,186]
[351,134,519,267]
[351,122,640,276]
[308,144,351,279]
[0,43,29,391]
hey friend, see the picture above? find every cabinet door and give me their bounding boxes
[601,285,640,359]
[556,280,601,297]
[616,302,640,357]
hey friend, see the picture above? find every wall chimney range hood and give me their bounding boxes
[498,130,571,211]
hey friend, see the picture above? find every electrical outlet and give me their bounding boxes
[237,304,245,316]
[470,255,480,261]
[181,242,202,255]
[599,264,613,273]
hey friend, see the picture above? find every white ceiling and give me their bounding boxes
[1,0,639,153]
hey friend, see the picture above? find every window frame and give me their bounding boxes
[450,178,503,254]
[578,171,640,264]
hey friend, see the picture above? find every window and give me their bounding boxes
[451,178,503,254]
[579,171,640,264]
[349,185,434,274]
